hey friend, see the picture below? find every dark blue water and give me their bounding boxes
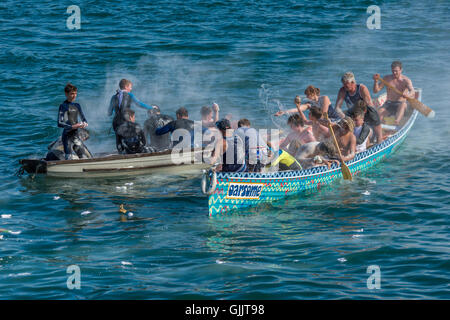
[0,0,449,299]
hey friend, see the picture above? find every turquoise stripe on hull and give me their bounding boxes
[208,111,418,216]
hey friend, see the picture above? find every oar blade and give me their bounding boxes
[341,163,352,181]
[408,99,435,118]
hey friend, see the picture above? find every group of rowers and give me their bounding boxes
[48,60,415,173]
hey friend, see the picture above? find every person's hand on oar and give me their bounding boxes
[376,76,435,118]
[323,113,352,181]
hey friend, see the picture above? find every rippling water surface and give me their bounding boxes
[0,0,449,299]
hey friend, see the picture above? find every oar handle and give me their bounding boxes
[324,113,344,160]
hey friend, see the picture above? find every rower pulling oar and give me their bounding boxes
[324,113,352,181]
[377,77,434,118]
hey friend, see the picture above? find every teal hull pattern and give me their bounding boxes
[208,110,418,216]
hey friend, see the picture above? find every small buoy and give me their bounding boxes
[127,212,134,218]
[119,204,127,214]
[362,190,370,196]
[1,214,12,219]
[338,257,347,263]
[53,196,60,200]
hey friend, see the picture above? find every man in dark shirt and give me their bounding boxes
[116,109,147,154]
[155,107,195,147]
[144,106,174,152]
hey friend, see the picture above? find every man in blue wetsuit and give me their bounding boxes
[57,83,92,160]
[107,78,154,146]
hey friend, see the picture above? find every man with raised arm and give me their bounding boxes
[373,61,415,125]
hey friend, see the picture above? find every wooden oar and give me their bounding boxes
[324,113,352,181]
[378,77,435,118]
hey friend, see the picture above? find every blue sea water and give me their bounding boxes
[0,0,449,299]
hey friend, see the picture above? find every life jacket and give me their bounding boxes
[271,149,302,171]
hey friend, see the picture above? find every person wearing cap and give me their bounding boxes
[144,105,174,152]
[209,119,246,172]
[335,72,383,143]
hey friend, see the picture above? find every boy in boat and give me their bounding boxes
[108,79,154,146]
[352,103,373,153]
[57,83,92,160]
[210,119,246,172]
[334,72,383,143]
[275,86,341,122]
[295,105,330,141]
[155,107,195,147]
[279,114,316,156]
[144,106,174,152]
[234,118,269,172]
[373,61,415,125]
[116,109,148,154]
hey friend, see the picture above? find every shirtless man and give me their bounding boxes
[373,61,415,125]
[335,72,383,143]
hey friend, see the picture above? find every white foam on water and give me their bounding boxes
[352,234,363,239]
[53,196,60,200]
[362,190,371,196]
[338,258,347,263]
[216,260,225,264]
[9,230,21,235]
[81,211,91,216]
[354,228,364,233]
[121,261,133,266]
[125,183,134,186]
[9,272,31,277]
[369,180,376,184]
[1,214,12,219]
[0,235,3,240]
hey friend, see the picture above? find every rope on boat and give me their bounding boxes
[201,169,217,195]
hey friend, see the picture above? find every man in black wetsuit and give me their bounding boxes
[57,83,92,160]
[155,107,195,147]
[116,109,148,154]
[143,106,174,152]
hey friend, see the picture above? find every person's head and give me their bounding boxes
[304,85,320,100]
[338,116,355,134]
[317,140,337,157]
[124,109,136,122]
[391,61,403,79]
[64,83,78,102]
[147,105,160,117]
[200,106,213,121]
[352,110,365,127]
[341,71,357,92]
[237,118,251,128]
[308,106,323,121]
[119,79,133,92]
[215,118,231,134]
[176,107,189,119]
[287,114,305,131]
